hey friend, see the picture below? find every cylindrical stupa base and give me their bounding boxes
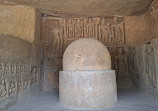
[59,70,117,110]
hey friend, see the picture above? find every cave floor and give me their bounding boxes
[8,89,158,111]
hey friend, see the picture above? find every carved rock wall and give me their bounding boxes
[131,38,158,100]
[128,0,158,99]
[0,34,43,111]
[0,5,43,111]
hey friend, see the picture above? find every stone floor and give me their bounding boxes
[8,89,158,111]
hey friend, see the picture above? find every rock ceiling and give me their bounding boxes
[0,0,154,17]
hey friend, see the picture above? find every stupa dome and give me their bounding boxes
[63,38,111,71]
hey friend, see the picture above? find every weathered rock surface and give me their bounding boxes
[0,34,43,111]
[0,0,154,17]
[0,5,41,43]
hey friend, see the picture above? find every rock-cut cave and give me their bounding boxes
[0,0,158,111]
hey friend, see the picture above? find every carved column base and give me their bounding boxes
[59,70,117,110]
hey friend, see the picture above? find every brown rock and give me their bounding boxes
[63,38,111,71]
[0,0,153,17]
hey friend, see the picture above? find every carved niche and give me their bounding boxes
[107,46,130,81]
[42,18,63,58]
[31,67,41,86]
[0,62,11,76]
[17,77,23,92]
[144,43,156,88]
[23,76,30,91]
[0,61,4,77]
[132,46,144,87]
[31,67,37,85]
[0,79,8,100]
[8,77,16,97]
[10,63,16,75]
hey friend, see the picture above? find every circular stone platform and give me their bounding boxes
[59,70,117,110]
